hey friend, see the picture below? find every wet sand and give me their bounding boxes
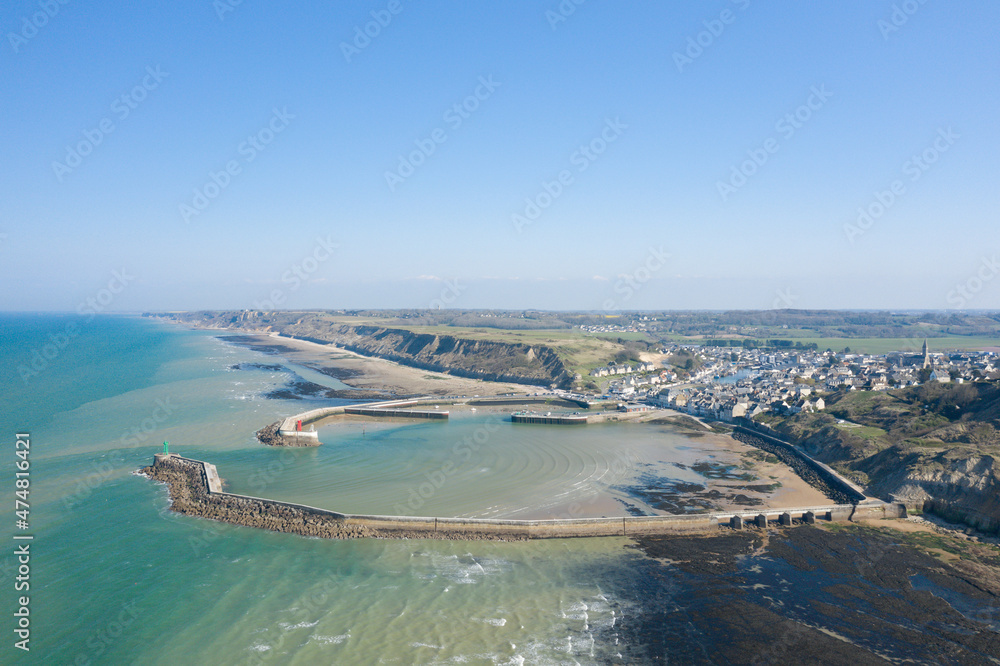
[225,328,852,513]
[310,403,835,518]
[221,332,528,397]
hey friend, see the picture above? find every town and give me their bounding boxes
[593,340,999,422]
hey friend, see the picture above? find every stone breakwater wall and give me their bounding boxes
[276,398,426,435]
[139,454,903,542]
[511,413,588,425]
[267,398,447,446]
[255,422,321,448]
[733,426,868,505]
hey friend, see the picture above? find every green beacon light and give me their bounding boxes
[163,441,169,455]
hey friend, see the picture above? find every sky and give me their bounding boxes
[1,0,998,312]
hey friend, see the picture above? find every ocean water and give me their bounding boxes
[0,314,653,664]
[237,413,733,521]
[4,315,998,664]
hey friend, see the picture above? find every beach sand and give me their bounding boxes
[222,331,530,397]
[215,327,846,513]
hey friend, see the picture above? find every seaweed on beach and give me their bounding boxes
[613,526,1000,663]
[690,460,757,481]
[316,365,364,380]
[229,362,285,372]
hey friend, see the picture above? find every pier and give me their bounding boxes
[275,398,442,440]
[343,406,448,419]
[143,454,906,542]
[511,412,587,425]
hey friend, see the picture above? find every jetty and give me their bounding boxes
[141,453,906,542]
[273,398,450,443]
[511,412,587,425]
[343,406,448,419]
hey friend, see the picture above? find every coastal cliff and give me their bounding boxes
[300,324,571,387]
[152,311,573,388]
[760,384,1000,534]
[859,448,1000,533]
[770,425,1000,534]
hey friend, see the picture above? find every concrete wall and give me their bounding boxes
[278,399,426,433]
[343,407,448,419]
[510,414,587,425]
[734,424,869,503]
[155,455,904,541]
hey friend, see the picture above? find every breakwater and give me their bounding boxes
[343,406,448,419]
[256,422,319,447]
[733,426,867,505]
[511,412,587,425]
[140,454,904,542]
[269,398,445,445]
[469,396,592,409]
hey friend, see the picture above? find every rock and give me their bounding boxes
[138,457,528,542]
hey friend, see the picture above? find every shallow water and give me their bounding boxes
[0,315,651,664]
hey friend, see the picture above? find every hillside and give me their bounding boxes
[760,382,1000,533]
[153,310,577,388]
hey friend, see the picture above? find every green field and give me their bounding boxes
[664,334,1000,355]
[305,313,1000,381]
[377,324,632,378]
[785,336,1000,354]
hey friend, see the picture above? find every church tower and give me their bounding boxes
[922,339,930,368]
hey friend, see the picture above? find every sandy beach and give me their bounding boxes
[210,327,849,514]
[222,330,529,397]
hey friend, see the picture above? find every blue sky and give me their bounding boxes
[2,0,998,311]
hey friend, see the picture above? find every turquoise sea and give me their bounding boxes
[4,315,1000,664]
[0,314,654,664]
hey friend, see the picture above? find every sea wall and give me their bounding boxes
[140,454,904,542]
[277,398,423,434]
[511,413,587,425]
[343,407,448,419]
[733,425,868,504]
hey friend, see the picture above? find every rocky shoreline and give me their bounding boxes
[254,422,321,447]
[617,525,1000,663]
[732,429,855,505]
[139,457,527,542]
